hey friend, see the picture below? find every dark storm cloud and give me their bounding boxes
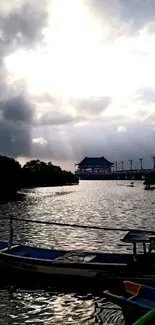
[0,95,35,157]
[0,119,31,157]
[0,69,34,159]
[70,97,112,115]
[2,96,34,123]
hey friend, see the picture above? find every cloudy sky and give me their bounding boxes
[1,0,155,171]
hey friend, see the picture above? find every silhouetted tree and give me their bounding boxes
[0,155,78,199]
[22,159,79,188]
[0,155,21,198]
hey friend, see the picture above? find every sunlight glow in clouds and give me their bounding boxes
[3,0,155,118]
[1,0,155,169]
[3,0,142,102]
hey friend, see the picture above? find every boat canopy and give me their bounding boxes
[121,230,155,255]
[121,230,155,244]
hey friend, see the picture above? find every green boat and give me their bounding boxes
[133,309,155,325]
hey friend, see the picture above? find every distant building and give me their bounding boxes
[75,156,114,176]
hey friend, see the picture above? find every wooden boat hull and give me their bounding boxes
[1,238,155,290]
[1,245,155,290]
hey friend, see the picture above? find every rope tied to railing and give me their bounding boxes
[2,216,155,235]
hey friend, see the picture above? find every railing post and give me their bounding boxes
[8,216,13,248]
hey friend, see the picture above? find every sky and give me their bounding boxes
[1,0,155,171]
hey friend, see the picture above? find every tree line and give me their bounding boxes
[0,155,79,199]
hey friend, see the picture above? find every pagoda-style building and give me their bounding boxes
[75,156,114,179]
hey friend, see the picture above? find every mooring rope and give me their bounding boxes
[2,216,155,234]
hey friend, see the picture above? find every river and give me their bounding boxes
[0,180,154,324]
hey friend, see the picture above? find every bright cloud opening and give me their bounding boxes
[4,0,148,102]
[117,126,127,132]
[33,137,47,145]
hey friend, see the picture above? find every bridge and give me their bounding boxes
[76,169,155,180]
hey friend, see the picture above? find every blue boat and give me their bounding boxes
[0,242,8,250]
[1,230,155,289]
[0,230,155,287]
[2,219,155,289]
[104,281,155,310]
[104,281,155,323]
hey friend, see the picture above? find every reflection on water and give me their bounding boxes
[0,180,154,324]
[0,290,124,325]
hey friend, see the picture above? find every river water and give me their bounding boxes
[0,180,154,324]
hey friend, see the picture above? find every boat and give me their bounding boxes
[2,217,155,289]
[0,242,8,250]
[143,180,155,190]
[104,280,155,310]
[144,185,155,190]
[1,228,155,289]
[133,309,155,325]
[104,281,155,323]
[127,182,134,187]
[0,241,11,280]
